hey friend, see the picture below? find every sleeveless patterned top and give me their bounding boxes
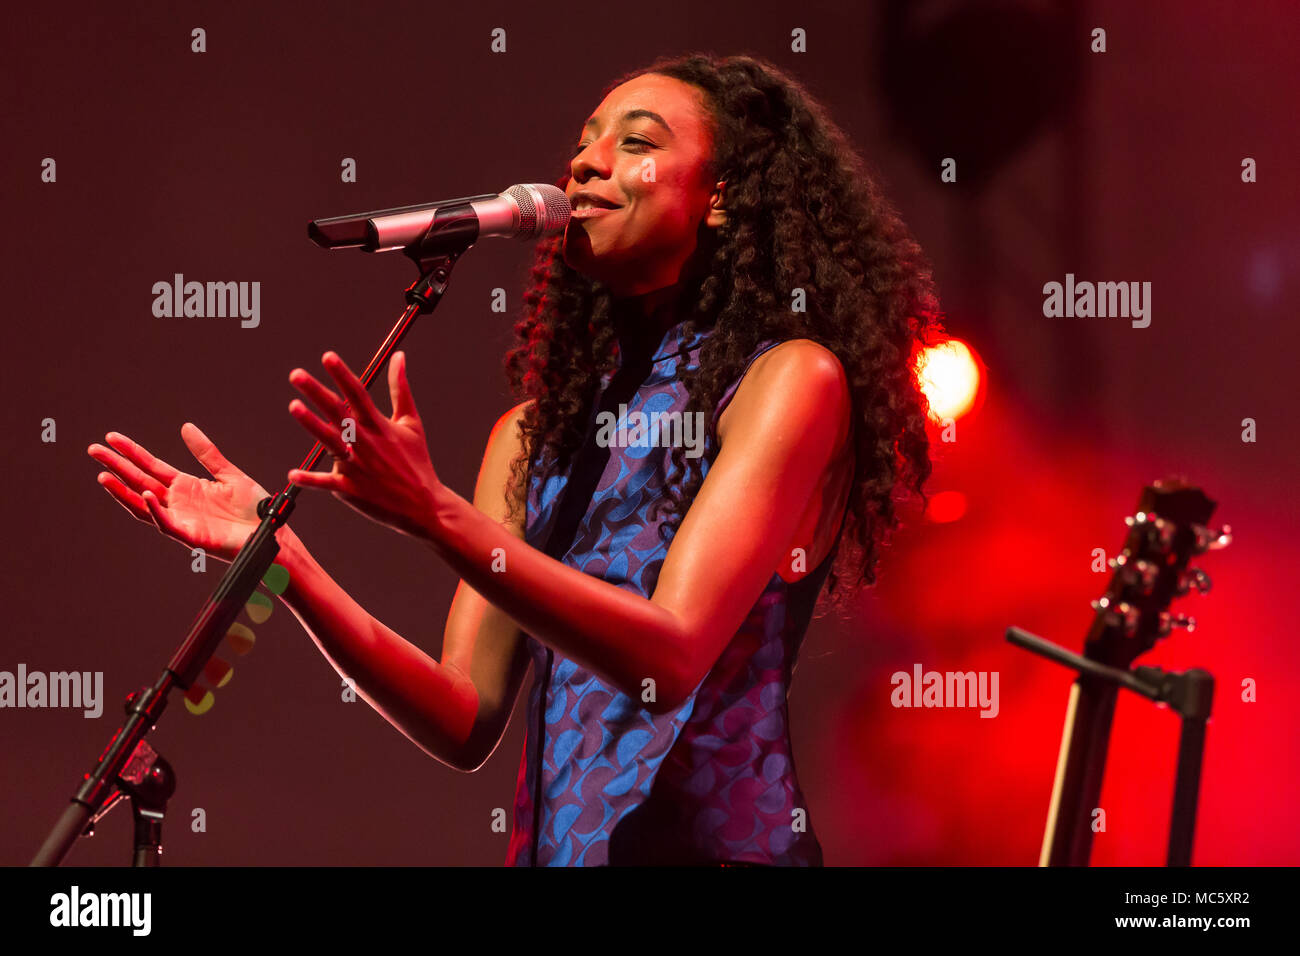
[503,319,844,866]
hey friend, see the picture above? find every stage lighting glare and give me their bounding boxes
[916,339,982,422]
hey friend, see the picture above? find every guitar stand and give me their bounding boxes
[1007,626,1214,866]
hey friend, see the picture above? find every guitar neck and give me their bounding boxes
[1036,481,1219,866]
[1039,675,1121,866]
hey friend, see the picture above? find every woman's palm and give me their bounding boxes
[162,469,265,555]
[88,423,270,564]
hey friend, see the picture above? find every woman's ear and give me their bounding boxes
[706,179,727,228]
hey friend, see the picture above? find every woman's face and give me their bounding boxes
[563,73,725,297]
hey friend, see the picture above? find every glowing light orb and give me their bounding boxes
[915,338,983,422]
[184,687,214,715]
[925,490,968,523]
[225,622,256,656]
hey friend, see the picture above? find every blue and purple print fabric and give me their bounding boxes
[504,320,838,866]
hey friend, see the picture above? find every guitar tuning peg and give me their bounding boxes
[1093,597,1139,636]
[1108,555,1156,593]
[1158,611,1196,637]
[1149,516,1175,549]
[1178,567,1212,595]
[1192,523,1231,552]
[1124,511,1151,528]
[1129,558,1158,592]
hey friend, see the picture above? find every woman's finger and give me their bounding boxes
[288,399,352,459]
[287,466,341,491]
[388,351,419,421]
[320,352,380,425]
[288,369,347,424]
[141,489,180,539]
[96,471,155,526]
[88,441,170,500]
[180,423,241,481]
[103,432,182,486]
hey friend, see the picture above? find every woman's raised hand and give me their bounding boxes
[286,350,444,544]
[88,423,273,564]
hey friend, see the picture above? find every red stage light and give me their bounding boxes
[916,338,984,422]
[924,489,968,523]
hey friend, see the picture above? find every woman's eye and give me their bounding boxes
[571,138,652,158]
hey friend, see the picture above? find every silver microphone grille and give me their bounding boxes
[504,183,571,238]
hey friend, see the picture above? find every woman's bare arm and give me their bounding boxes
[276,401,534,771]
[435,401,534,770]
[419,340,852,715]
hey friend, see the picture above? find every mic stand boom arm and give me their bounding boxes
[31,236,467,867]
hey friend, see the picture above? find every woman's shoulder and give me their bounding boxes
[716,338,851,445]
[487,399,535,452]
[493,399,533,430]
[482,400,535,503]
[748,338,847,383]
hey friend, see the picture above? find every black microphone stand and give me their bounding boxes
[1006,626,1214,866]
[31,236,468,866]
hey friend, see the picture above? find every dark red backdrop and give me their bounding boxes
[2,0,1296,865]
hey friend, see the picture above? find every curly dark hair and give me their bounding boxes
[503,52,944,604]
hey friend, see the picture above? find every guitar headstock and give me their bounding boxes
[1085,479,1229,670]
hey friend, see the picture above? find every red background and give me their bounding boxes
[2,0,1295,865]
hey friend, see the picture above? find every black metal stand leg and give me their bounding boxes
[1009,628,1218,867]
[1166,669,1214,866]
[131,806,165,867]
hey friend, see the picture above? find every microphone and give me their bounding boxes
[308,183,571,255]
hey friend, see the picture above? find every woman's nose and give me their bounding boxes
[571,141,611,182]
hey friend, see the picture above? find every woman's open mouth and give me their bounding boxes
[570,190,622,220]
[571,206,619,220]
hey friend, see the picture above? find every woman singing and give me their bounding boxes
[87,53,941,866]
